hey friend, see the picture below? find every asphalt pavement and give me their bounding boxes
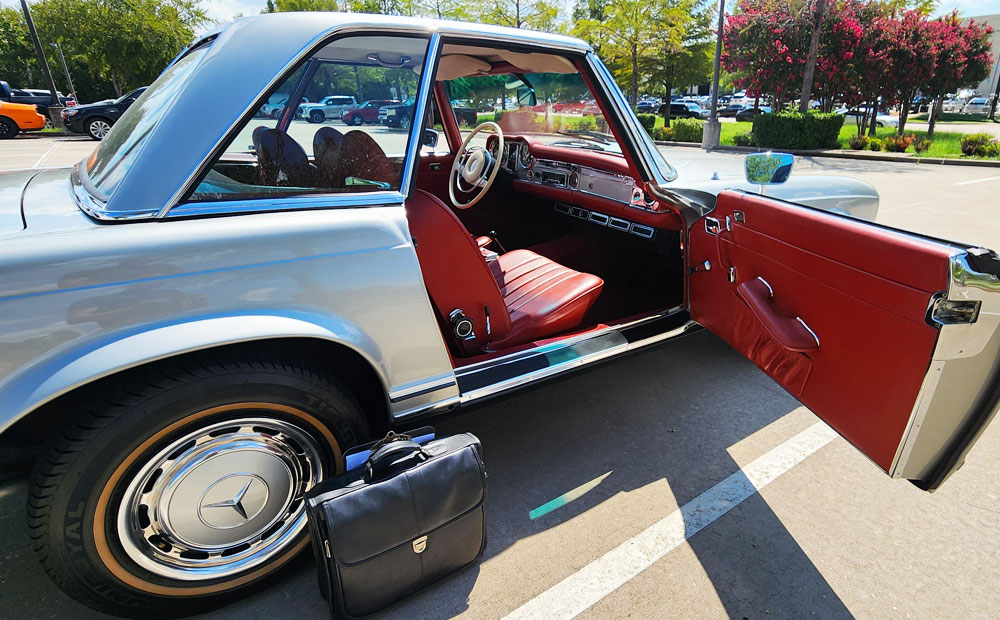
[1,136,999,620]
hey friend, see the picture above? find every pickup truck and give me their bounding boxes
[297,95,357,123]
[0,80,74,119]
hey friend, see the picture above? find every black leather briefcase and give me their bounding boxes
[306,432,487,619]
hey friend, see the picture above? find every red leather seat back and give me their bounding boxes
[405,190,511,351]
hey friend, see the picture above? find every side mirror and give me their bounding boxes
[422,128,440,148]
[745,152,794,185]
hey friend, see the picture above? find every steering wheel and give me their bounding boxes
[449,121,504,210]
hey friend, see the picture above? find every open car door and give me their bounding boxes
[689,190,1000,491]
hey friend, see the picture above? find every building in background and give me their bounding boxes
[966,14,1000,98]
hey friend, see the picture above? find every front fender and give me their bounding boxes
[0,311,389,436]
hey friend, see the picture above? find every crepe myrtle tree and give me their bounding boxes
[924,13,993,138]
[887,9,936,135]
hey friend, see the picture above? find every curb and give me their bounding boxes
[652,140,1000,168]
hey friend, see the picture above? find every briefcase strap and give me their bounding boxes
[364,440,428,482]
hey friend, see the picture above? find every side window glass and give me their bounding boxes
[190,35,429,202]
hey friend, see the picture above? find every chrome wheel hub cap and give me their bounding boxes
[117,417,324,581]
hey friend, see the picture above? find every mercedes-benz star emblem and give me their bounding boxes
[198,473,270,529]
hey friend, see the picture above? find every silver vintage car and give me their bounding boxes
[1,13,998,618]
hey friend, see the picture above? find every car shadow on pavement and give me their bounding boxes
[0,331,852,619]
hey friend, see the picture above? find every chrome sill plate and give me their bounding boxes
[456,308,694,404]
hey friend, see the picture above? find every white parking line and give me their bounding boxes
[33,138,65,168]
[954,175,1000,186]
[501,421,838,620]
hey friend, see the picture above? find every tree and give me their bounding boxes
[798,0,827,113]
[641,0,714,125]
[483,0,561,31]
[885,8,935,134]
[924,13,993,137]
[575,0,658,105]
[0,7,35,88]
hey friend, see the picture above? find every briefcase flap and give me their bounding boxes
[322,434,484,565]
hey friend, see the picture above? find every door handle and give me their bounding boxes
[429,162,442,171]
[736,277,820,352]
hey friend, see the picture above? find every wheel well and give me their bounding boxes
[1,338,390,449]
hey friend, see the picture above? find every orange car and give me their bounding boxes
[0,100,47,139]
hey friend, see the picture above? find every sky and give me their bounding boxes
[5,0,1000,29]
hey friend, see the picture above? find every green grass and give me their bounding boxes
[835,125,985,159]
[720,121,753,145]
[909,112,997,124]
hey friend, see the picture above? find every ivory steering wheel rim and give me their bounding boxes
[449,121,503,210]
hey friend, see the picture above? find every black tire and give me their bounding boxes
[399,115,411,130]
[86,117,112,140]
[270,109,281,119]
[0,116,19,139]
[349,114,363,126]
[28,350,371,618]
[458,117,471,129]
[309,110,325,124]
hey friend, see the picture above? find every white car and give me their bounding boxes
[964,97,990,115]
[297,95,359,123]
[942,98,967,113]
[835,107,898,128]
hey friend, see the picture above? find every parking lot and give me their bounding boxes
[1,135,999,620]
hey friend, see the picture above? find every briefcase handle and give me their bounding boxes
[364,440,428,482]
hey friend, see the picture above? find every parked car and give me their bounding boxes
[834,107,898,128]
[942,98,967,113]
[2,13,998,619]
[0,100,47,138]
[718,103,749,117]
[963,97,990,115]
[297,95,358,123]
[61,87,147,140]
[0,80,75,119]
[340,98,399,125]
[735,105,771,122]
[657,102,704,119]
[636,100,657,113]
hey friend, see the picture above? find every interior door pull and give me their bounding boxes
[736,279,820,352]
[429,162,442,171]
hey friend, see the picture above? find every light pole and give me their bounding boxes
[702,0,726,150]
[54,42,76,103]
[19,0,64,127]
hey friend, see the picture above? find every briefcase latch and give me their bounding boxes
[412,536,428,554]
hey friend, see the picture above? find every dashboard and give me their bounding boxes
[487,135,682,233]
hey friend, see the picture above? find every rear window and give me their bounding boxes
[330,97,354,105]
[84,43,209,201]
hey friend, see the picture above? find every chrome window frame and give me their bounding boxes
[162,29,442,219]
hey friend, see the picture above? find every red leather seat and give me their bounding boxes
[406,190,603,354]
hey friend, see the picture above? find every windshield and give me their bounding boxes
[84,43,209,201]
[446,71,623,154]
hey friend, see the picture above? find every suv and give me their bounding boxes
[61,87,146,140]
[657,102,705,119]
[342,99,399,125]
[298,95,358,123]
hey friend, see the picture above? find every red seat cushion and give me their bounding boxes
[489,249,604,348]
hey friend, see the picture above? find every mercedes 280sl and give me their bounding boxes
[1,13,997,618]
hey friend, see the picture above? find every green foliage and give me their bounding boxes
[867,137,883,151]
[636,113,656,131]
[732,132,753,147]
[959,133,998,157]
[3,0,208,102]
[652,125,674,141]
[571,114,599,131]
[670,117,703,142]
[481,0,561,31]
[848,134,869,150]
[752,111,845,150]
[881,133,914,153]
[911,135,931,153]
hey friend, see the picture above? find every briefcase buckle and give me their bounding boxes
[412,536,428,553]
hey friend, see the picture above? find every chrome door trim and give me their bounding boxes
[388,374,456,403]
[889,250,1000,485]
[161,28,439,219]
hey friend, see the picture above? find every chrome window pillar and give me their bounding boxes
[402,32,441,196]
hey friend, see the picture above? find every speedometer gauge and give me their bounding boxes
[518,144,535,169]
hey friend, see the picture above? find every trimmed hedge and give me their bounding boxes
[670,118,704,143]
[636,113,656,132]
[752,111,844,150]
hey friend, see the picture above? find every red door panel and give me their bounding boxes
[689,191,954,472]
